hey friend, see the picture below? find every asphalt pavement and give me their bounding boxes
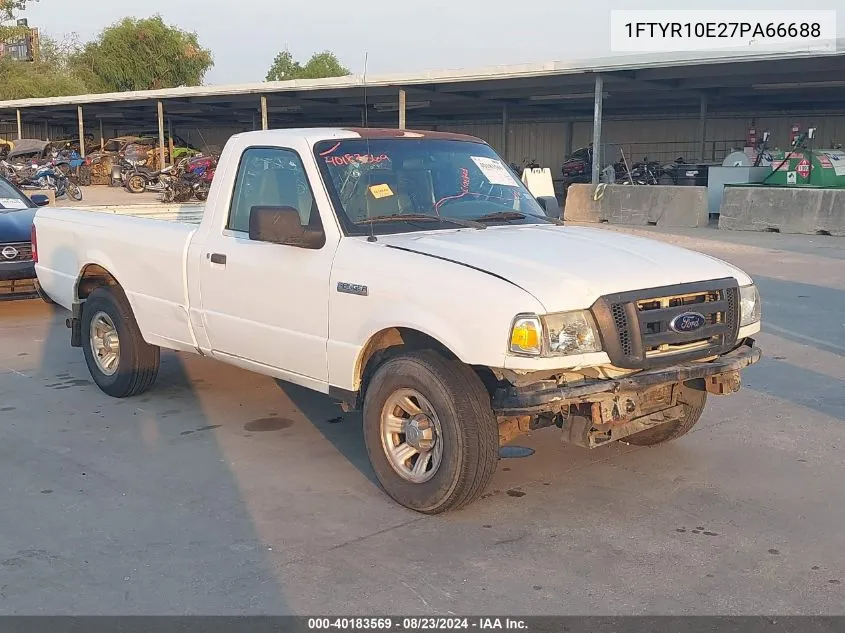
[1,217,843,615]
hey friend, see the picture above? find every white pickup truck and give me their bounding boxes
[33,127,762,514]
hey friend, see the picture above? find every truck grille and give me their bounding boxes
[591,278,741,370]
[0,242,33,262]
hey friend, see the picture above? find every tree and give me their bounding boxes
[0,30,90,100]
[69,15,213,92]
[0,55,89,100]
[0,0,35,41]
[266,50,350,82]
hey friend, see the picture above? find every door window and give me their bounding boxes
[227,147,322,236]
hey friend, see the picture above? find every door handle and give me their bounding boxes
[209,253,227,265]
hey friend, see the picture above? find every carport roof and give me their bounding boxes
[2,41,845,129]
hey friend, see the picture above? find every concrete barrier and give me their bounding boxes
[719,186,845,236]
[564,184,709,228]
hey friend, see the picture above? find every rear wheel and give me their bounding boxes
[81,287,160,398]
[622,383,707,446]
[362,350,499,514]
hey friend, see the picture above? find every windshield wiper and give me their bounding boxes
[473,211,565,226]
[357,214,485,229]
[472,211,527,222]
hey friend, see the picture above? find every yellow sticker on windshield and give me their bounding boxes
[369,183,394,199]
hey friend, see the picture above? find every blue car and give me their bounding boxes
[0,175,51,301]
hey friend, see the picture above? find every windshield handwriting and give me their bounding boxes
[324,153,390,167]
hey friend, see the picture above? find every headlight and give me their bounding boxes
[509,315,543,355]
[543,310,602,356]
[740,284,762,327]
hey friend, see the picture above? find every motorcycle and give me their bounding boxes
[124,164,176,194]
[509,157,541,178]
[17,163,83,201]
[51,149,92,186]
[162,155,217,202]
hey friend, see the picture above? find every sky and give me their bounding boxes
[18,0,845,86]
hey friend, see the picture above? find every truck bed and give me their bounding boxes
[70,202,205,224]
[34,204,201,352]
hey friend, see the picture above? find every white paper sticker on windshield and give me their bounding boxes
[0,197,27,209]
[470,156,520,187]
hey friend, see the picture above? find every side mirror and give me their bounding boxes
[248,206,325,249]
[30,194,50,207]
[536,196,561,220]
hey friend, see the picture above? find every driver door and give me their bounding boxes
[197,146,336,385]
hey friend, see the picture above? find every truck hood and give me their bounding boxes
[378,224,752,312]
[0,208,36,243]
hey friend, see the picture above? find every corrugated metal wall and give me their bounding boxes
[0,122,69,142]
[441,114,845,169]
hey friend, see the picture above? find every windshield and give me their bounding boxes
[314,138,553,236]
[0,178,31,211]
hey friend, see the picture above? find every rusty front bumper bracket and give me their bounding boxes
[492,339,762,416]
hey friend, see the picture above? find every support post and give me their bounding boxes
[260,95,269,130]
[398,89,406,130]
[564,120,574,159]
[16,109,22,140]
[501,104,510,162]
[591,75,604,185]
[168,117,174,164]
[99,118,104,151]
[44,119,48,141]
[77,106,85,158]
[157,100,166,168]
[698,95,708,163]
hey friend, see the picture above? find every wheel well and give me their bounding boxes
[355,328,454,393]
[76,264,123,301]
[354,328,499,408]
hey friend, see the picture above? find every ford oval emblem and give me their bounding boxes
[669,311,706,333]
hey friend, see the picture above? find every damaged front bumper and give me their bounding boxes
[492,339,762,416]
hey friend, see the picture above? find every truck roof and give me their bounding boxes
[230,127,486,145]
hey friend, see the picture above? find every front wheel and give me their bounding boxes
[622,383,707,446]
[67,181,83,201]
[362,350,499,514]
[81,287,160,398]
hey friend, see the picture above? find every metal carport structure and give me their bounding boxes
[1,41,844,181]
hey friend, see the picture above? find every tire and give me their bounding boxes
[33,279,55,305]
[125,173,147,194]
[194,190,208,201]
[81,287,160,398]
[362,350,499,514]
[622,383,707,446]
[67,181,83,201]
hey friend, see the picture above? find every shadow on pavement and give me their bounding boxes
[0,263,291,613]
[274,380,380,488]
